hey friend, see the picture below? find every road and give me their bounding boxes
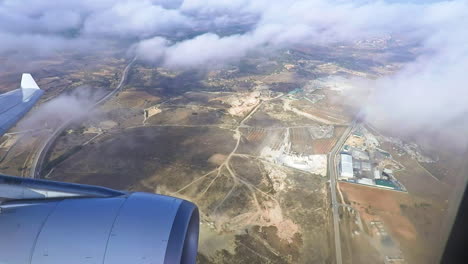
[30,57,136,178]
[328,120,356,264]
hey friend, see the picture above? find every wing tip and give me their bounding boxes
[21,73,40,90]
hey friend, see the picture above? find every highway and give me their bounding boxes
[30,57,136,178]
[328,120,356,264]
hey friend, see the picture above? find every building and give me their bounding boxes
[340,154,354,179]
[353,161,361,170]
[351,149,370,160]
[375,179,397,190]
[383,168,393,175]
[357,178,375,186]
[352,131,364,138]
[361,162,372,171]
[374,169,381,179]
[343,145,351,152]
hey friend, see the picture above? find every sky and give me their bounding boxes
[0,0,467,146]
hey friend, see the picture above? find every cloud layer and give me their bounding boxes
[2,0,462,64]
[0,0,467,146]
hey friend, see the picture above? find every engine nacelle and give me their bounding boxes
[0,189,199,264]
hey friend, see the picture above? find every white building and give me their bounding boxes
[374,169,381,179]
[357,178,375,186]
[340,154,354,179]
[361,162,372,171]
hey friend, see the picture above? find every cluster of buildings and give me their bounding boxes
[338,132,405,191]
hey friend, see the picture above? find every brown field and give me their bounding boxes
[290,127,314,155]
[0,133,42,176]
[244,127,268,142]
[380,142,451,203]
[237,128,286,156]
[168,92,235,112]
[340,183,416,239]
[115,89,162,108]
[310,126,347,154]
[291,98,350,125]
[246,99,322,127]
[340,175,448,264]
[260,70,297,84]
[237,125,347,157]
[145,105,238,127]
[45,124,332,264]
[310,138,337,154]
[269,129,287,151]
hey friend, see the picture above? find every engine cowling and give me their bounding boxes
[0,192,199,264]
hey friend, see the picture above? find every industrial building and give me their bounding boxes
[351,148,370,160]
[340,154,353,179]
[361,162,371,171]
[357,178,374,186]
[375,179,398,189]
[352,161,372,172]
[374,169,381,179]
[339,127,407,192]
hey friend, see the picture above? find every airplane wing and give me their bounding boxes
[0,73,44,136]
[0,174,199,264]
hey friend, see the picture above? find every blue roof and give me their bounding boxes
[375,179,397,189]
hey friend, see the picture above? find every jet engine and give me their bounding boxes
[0,174,199,264]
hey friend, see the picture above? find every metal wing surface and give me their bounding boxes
[0,73,44,136]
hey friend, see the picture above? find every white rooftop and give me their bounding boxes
[340,154,353,179]
[357,178,375,186]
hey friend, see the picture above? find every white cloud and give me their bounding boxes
[164,33,264,68]
[0,0,466,144]
[83,0,191,38]
[135,37,169,62]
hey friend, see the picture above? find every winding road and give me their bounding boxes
[30,57,136,178]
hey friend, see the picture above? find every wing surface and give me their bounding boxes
[0,73,44,136]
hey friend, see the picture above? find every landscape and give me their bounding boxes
[0,1,467,264]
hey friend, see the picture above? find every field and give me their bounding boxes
[337,133,458,264]
[31,53,364,263]
[310,126,347,154]
[339,181,448,264]
[45,124,333,263]
[1,43,449,264]
[0,49,128,177]
[290,127,315,154]
[28,46,387,262]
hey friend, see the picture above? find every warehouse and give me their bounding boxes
[340,154,354,179]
